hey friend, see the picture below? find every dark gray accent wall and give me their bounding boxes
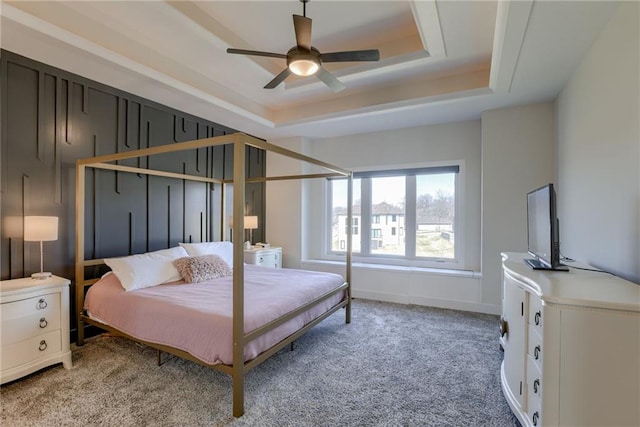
[0,50,265,334]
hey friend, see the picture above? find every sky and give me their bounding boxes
[332,173,455,208]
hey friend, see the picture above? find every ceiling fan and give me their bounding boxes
[226,0,380,92]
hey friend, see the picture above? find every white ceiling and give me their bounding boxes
[0,1,619,140]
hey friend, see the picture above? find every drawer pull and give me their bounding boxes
[534,311,541,325]
[37,298,48,310]
[39,340,48,351]
[533,378,540,394]
[534,344,541,360]
[532,411,539,426]
[499,317,508,337]
[39,318,48,328]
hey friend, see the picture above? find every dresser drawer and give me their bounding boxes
[1,310,61,345]
[0,329,62,370]
[528,296,543,330]
[1,293,60,321]
[527,324,543,369]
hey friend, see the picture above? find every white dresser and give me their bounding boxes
[244,246,282,268]
[1,275,72,384]
[500,253,639,426]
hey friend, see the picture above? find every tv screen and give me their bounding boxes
[525,183,568,271]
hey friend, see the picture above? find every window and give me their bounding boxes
[330,178,361,253]
[328,165,459,266]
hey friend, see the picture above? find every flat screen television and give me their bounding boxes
[525,183,568,271]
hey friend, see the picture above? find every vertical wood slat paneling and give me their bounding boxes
[37,71,45,160]
[124,99,130,148]
[115,97,122,194]
[21,175,31,277]
[0,57,7,194]
[200,211,204,243]
[9,238,19,279]
[66,80,72,144]
[128,212,134,255]
[92,135,98,260]
[53,77,63,204]
[145,173,150,253]
[137,104,144,170]
[166,185,171,248]
[82,84,89,114]
[182,163,187,244]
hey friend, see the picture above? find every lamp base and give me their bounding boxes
[31,272,52,280]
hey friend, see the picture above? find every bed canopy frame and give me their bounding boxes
[74,132,353,417]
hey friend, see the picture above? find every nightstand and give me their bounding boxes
[1,275,72,384]
[244,246,282,268]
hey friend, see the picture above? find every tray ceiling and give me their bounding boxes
[0,1,618,139]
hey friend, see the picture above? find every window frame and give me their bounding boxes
[325,162,464,269]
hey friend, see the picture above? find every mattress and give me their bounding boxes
[84,265,345,365]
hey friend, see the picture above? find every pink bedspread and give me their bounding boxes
[84,265,346,365]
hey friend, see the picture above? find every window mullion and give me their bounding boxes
[360,178,372,256]
[405,175,417,258]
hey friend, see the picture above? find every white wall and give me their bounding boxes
[265,137,311,269]
[481,103,556,306]
[556,1,639,283]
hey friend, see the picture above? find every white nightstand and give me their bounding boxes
[244,246,282,268]
[0,275,72,384]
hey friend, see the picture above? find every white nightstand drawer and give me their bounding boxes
[2,309,61,345]
[0,329,62,370]
[1,292,60,321]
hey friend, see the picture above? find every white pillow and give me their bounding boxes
[179,241,234,266]
[104,246,189,291]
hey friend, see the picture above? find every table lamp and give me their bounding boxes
[24,216,58,279]
[244,216,258,245]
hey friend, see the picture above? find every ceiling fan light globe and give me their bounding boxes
[289,59,319,76]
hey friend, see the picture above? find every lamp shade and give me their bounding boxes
[244,216,258,230]
[229,215,258,229]
[24,216,58,241]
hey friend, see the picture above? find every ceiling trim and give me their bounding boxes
[410,0,445,57]
[489,0,534,94]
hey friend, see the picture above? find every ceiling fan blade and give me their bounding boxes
[316,67,346,93]
[227,48,287,59]
[293,15,312,50]
[321,49,380,63]
[264,68,292,89]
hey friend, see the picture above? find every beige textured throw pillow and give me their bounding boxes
[173,254,232,283]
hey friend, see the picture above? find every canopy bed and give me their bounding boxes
[74,132,353,417]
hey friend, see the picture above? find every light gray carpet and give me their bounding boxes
[1,299,519,426]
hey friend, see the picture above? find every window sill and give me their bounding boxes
[301,259,482,279]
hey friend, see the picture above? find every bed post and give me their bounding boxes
[231,135,246,417]
[75,162,86,346]
[345,173,353,324]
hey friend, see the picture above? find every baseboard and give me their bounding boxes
[352,289,502,315]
